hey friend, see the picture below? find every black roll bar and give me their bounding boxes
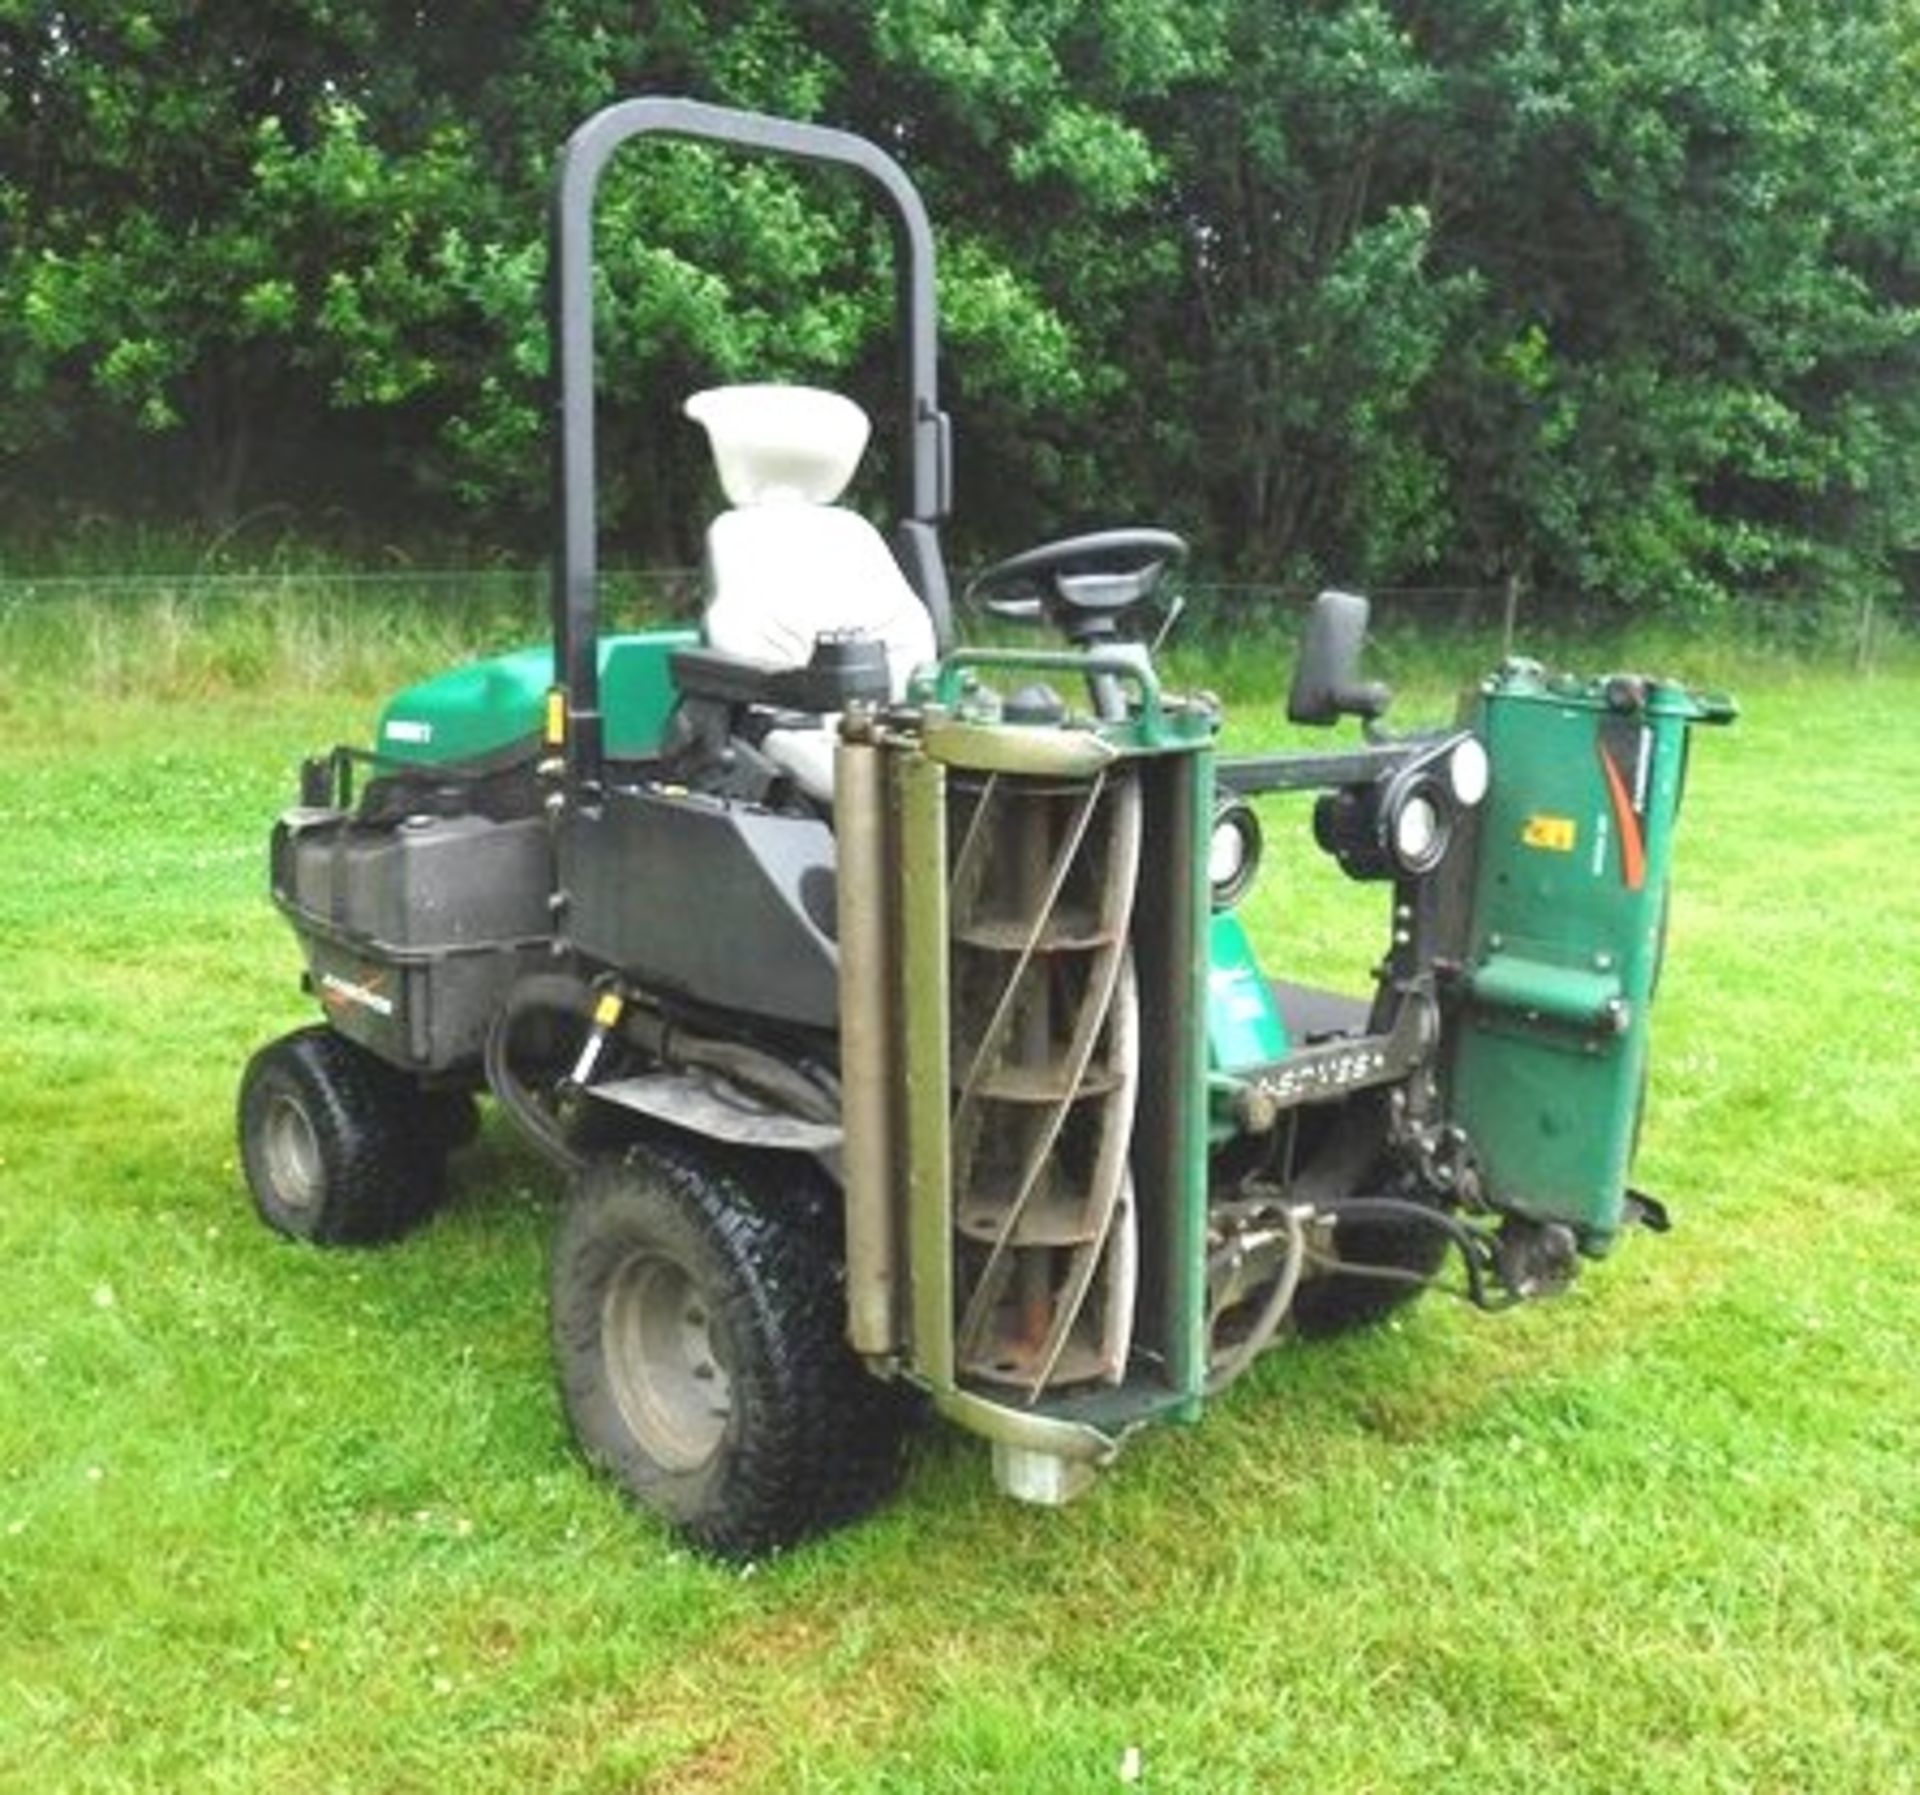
[549,96,953,785]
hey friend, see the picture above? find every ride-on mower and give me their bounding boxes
[238,99,1735,1556]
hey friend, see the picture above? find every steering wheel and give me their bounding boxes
[965,528,1189,641]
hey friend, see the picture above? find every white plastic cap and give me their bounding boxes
[683,383,872,507]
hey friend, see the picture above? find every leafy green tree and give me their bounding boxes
[0,0,1913,616]
[430,0,1229,561]
[0,0,1221,558]
[1147,2,1479,585]
[1410,0,1920,613]
[1138,0,1919,606]
[0,3,504,529]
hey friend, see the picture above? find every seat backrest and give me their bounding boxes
[702,505,936,701]
[685,383,936,703]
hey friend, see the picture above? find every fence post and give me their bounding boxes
[1501,570,1522,658]
[1856,591,1876,674]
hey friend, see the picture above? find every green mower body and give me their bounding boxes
[376,630,696,767]
[238,96,1734,1555]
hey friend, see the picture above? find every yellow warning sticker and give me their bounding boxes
[1522,814,1577,852]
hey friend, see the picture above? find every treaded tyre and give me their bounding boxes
[551,1139,910,1559]
[238,1026,448,1245]
[1289,1203,1452,1338]
[419,1088,483,1154]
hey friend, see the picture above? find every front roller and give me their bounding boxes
[550,1137,913,1557]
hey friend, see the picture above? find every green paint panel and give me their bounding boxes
[603,633,701,758]
[375,630,696,766]
[1167,748,1217,1413]
[1206,910,1291,1073]
[1447,664,1731,1252]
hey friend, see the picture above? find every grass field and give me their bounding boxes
[2,601,1917,1792]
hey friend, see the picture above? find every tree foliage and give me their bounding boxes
[1,0,1914,611]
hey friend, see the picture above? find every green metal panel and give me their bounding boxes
[1206,911,1292,1074]
[1469,955,1624,1032]
[376,645,548,764]
[1165,746,1216,1414]
[375,630,696,766]
[603,633,700,758]
[1446,664,1732,1252]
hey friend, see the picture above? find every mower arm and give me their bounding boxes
[1217,741,1436,794]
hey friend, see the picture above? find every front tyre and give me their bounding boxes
[1289,1199,1452,1338]
[237,1026,448,1245]
[551,1142,908,1558]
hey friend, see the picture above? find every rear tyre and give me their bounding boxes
[1290,1200,1451,1338]
[551,1140,909,1558]
[419,1088,483,1154]
[238,1026,448,1245]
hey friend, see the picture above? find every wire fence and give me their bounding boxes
[1176,574,1910,670]
[0,563,1909,673]
[0,565,696,609]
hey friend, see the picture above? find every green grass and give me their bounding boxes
[1,611,1917,1792]
[0,570,704,704]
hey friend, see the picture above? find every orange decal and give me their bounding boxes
[1598,749,1647,890]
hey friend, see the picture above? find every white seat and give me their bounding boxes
[685,385,938,803]
[703,506,936,701]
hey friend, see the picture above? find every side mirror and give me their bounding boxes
[1287,589,1392,727]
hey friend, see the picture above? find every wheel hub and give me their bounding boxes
[261,1094,324,1212]
[601,1251,731,1472]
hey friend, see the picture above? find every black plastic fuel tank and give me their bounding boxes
[271,809,553,1071]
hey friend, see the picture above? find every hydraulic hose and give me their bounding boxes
[485,973,842,1173]
[484,972,596,1174]
[1205,1205,1307,1395]
[1308,1194,1520,1312]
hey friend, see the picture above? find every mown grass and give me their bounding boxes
[1,596,1916,1792]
